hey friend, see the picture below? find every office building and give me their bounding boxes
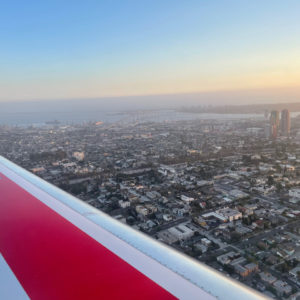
[281,109,291,136]
[270,110,280,139]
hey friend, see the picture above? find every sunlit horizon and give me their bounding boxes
[1,1,300,103]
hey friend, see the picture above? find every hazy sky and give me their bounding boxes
[1,0,300,102]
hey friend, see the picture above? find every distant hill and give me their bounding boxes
[178,102,300,114]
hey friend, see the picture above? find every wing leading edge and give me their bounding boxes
[0,156,267,300]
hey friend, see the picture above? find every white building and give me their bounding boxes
[136,204,157,216]
[289,188,300,201]
[73,151,85,161]
[119,200,130,208]
[202,212,227,222]
[229,189,249,200]
[217,251,239,265]
[217,207,242,222]
[163,214,172,221]
[197,180,214,187]
[203,207,242,222]
[136,205,149,216]
[273,280,292,296]
[201,238,212,247]
[259,272,277,285]
[289,266,300,278]
[168,224,194,241]
[180,195,194,203]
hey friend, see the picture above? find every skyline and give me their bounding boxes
[1,1,300,102]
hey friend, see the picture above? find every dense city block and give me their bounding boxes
[2,113,300,299]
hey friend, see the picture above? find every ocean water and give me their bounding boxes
[0,108,265,126]
[0,98,298,126]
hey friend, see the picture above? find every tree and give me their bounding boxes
[267,175,274,186]
[276,182,283,192]
[223,264,234,275]
[231,232,241,242]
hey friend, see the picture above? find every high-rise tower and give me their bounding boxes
[281,109,291,136]
[270,110,280,139]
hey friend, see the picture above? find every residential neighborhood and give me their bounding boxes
[1,113,300,299]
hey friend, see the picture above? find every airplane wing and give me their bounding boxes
[0,156,267,300]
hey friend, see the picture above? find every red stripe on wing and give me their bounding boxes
[0,173,176,300]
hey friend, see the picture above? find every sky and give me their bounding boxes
[1,0,300,103]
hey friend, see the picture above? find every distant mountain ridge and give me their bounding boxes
[178,102,300,114]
